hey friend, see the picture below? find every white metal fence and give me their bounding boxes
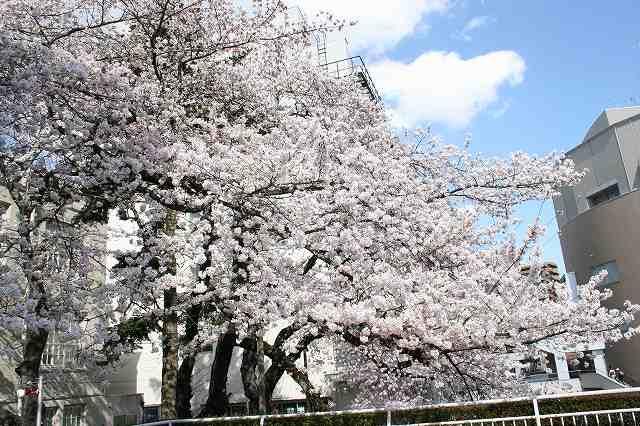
[411,407,640,425]
[135,387,640,426]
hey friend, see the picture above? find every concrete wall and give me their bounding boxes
[615,118,640,189]
[39,393,142,426]
[554,128,628,227]
[0,187,17,227]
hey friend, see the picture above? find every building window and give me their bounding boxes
[566,351,596,378]
[41,334,83,369]
[62,405,84,426]
[227,403,248,417]
[114,414,138,426]
[520,351,558,381]
[587,183,620,207]
[272,400,306,414]
[43,406,58,426]
[591,260,621,286]
[143,406,160,423]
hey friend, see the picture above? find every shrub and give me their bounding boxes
[201,391,640,426]
[265,411,387,426]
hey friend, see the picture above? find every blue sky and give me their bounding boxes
[299,0,640,273]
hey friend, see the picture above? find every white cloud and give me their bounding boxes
[294,0,450,54]
[454,15,493,41]
[370,50,525,128]
[488,100,511,119]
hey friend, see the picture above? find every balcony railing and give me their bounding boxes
[322,56,381,102]
[569,368,597,379]
[524,372,559,383]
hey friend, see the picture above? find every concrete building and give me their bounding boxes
[521,341,623,393]
[0,188,144,425]
[517,263,624,393]
[553,106,640,386]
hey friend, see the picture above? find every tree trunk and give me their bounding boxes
[161,287,178,419]
[199,328,237,417]
[263,350,324,413]
[175,303,202,418]
[286,366,324,412]
[240,337,259,414]
[264,364,285,413]
[161,209,178,419]
[176,353,196,418]
[256,331,266,414]
[15,324,48,426]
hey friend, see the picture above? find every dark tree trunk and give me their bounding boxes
[262,327,324,414]
[264,364,285,413]
[175,303,202,418]
[286,366,324,412]
[199,328,237,417]
[240,337,259,414]
[256,333,266,414]
[264,358,324,412]
[161,209,178,419]
[15,324,48,426]
[161,287,178,419]
[176,353,196,418]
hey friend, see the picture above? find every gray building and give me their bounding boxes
[553,106,640,385]
[0,187,144,426]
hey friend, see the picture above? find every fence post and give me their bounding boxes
[533,398,542,426]
[260,415,265,426]
[35,376,43,426]
[387,409,392,426]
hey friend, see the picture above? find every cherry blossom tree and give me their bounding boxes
[1,0,345,419]
[2,0,639,423]
[0,136,112,424]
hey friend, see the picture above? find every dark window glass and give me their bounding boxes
[43,407,57,426]
[521,351,558,380]
[62,405,83,426]
[587,183,620,207]
[591,260,621,286]
[143,406,160,423]
[114,414,138,426]
[566,351,596,378]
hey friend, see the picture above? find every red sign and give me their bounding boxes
[24,386,38,397]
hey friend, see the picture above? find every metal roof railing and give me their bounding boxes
[322,55,381,102]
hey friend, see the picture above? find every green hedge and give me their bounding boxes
[207,420,261,426]
[538,392,640,426]
[196,412,386,426]
[392,400,534,424]
[264,411,387,426]
[202,391,640,426]
[539,391,640,414]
